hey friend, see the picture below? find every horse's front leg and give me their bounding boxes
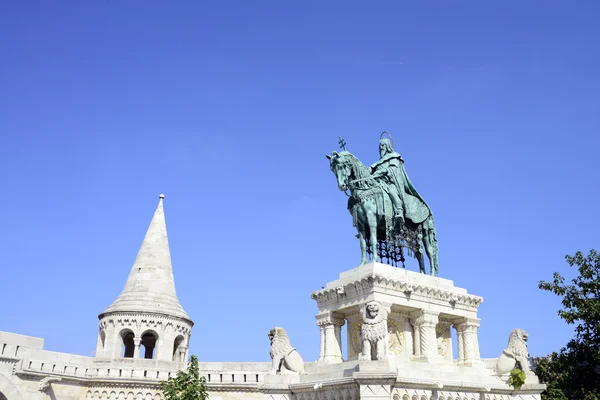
[416,249,426,274]
[358,229,368,265]
[422,227,439,276]
[366,209,379,263]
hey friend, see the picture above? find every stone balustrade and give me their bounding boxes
[15,348,271,385]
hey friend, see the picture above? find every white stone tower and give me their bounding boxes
[96,195,193,362]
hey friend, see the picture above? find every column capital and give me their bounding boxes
[133,338,142,346]
[453,317,480,331]
[410,309,439,327]
[316,312,345,327]
[437,319,453,330]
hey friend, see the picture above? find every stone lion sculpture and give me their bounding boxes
[359,301,389,361]
[268,327,305,374]
[496,328,531,375]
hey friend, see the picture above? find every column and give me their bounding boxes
[318,324,325,362]
[177,346,187,362]
[453,322,466,364]
[454,318,483,366]
[410,310,440,362]
[455,323,465,364]
[333,317,344,361]
[185,335,191,362]
[316,313,345,363]
[133,337,142,358]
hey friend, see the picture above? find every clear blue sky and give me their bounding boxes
[1,1,598,362]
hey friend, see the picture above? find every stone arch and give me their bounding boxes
[119,329,135,358]
[140,330,158,359]
[172,335,185,361]
[99,331,106,349]
[0,372,25,400]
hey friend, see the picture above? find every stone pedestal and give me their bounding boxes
[311,262,484,366]
[354,361,397,400]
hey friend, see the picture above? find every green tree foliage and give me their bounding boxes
[509,368,526,388]
[160,355,209,400]
[536,250,600,400]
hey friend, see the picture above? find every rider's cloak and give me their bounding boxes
[371,152,432,224]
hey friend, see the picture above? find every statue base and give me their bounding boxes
[312,262,483,364]
[257,262,546,400]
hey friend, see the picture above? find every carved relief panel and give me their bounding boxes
[346,310,412,360]
[347,312,362,360]
[436,320,453,360]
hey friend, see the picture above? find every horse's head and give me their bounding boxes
[326,151,354,191]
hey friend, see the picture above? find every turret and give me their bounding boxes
[96,195,193,362]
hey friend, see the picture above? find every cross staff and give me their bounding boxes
[338,136,347,151]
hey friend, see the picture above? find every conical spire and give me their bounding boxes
[100,195,191,322]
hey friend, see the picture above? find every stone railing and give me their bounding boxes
[198,362,271,384]
[18,350,95,378]
[0,331,44,358]
[16,350,271,385]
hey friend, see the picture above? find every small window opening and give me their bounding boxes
[52,365,56,372]
[232,374,235,382]
[121,331,135,358]
[100,331,106,349]
[28,362,32,369]
[243,374,247,382]
[15,346,19,357]
[156,371,160,378]
[256,374,259,382]
[63,366,67,373]
[74,367,78,375]
[40,363,44,371]
[1,344,6,355]
[119,369,122,377]
[141,332,157,359]
[172,335,185,361]
[220,374,223,382]
[207,374,211,382]
[144,370,147,377]
[107,369,110,376]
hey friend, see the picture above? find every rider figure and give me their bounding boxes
[371,138,406,224]
[371,137,431,226]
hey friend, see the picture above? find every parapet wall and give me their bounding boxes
[0,330,274,400]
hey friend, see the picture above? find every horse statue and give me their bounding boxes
[326,135,439,276]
